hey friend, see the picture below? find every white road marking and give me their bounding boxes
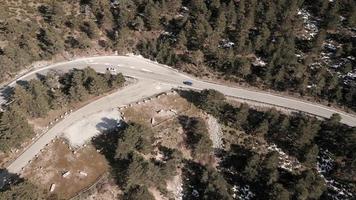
[141,68,152,73]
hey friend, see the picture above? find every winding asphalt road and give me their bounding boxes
[1,55,356,179]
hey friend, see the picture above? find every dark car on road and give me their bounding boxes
[183,80,193,86]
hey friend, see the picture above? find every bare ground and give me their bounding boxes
[22,139,109,199]
[120,92,215,199]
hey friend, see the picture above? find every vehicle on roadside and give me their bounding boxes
[106,67,117,73]
[183,80,193,86]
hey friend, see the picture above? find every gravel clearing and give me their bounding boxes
[207,115,223,149]
[62,109,121,148]
[166,173,183,200]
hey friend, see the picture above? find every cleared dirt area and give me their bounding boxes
[19,91,221,199]
[22,139,109,199]
[120,91,218,199]
[76,176,122,200]
[122,91,208,160]
[122,91,194,126]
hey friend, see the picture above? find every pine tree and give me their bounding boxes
[176,31,187,50]
[255,23,271,51]
[115,123,154,160]
[202,168,232,200]
[214,9,226,33]
[225,0,237,27]
[234,58,251,78]
[204,32,220,53]
[0,181,48,199]
[236,103,250,126]
[189,0,209,15]
[111,73,125,88]
[325,2,340,31]
[124,184,155,200]
[144,2,160,30]
[44,71,60,90]
[27,79,51,117]
[80,20,100,39]
[301,144,319,167]
[255,119,269,137]
[132,16,145,31]
[68,70,88,102]
[10,85,32,116]
[264,151,279,170]
[347,1,356,27]
[51,1,65,27]
[209,0,221,11]
[0,106,34,152]
[85,75,107,95]
[242,153,260,182]
[236,0,246,26]
[312,29,326,55]
[48,88,66,110]
[37,28,65,57]
[269,183,290,200]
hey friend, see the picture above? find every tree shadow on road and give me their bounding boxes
[0,80,29,104]
[96,117,119,132]
[0,86,14,104]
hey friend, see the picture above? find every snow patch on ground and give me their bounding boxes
[346,70,356,79]
[219,39,235,48]
[297,9,319,40]
[232,185,255,200]
[252,57,267,67]
[268,144,302,172]
[62,109,121,148]
[317,150,354,200]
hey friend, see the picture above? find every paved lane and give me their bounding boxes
[1,55,355,126]
[0,55,355,185]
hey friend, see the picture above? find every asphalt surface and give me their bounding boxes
[1,55,356,182]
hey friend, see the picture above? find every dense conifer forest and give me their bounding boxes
[0,0,355,110]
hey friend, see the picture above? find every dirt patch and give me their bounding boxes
[122,92,208,160]
[22,139,109,199]
[148,187,168,200]
[78,176,122,200]
[122,92,193,127]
